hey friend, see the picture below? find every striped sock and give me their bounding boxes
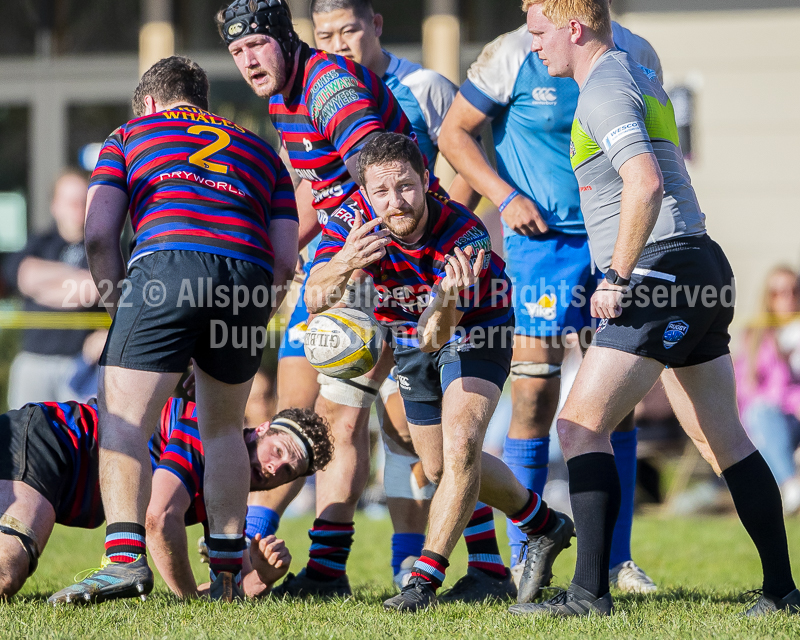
[306,518,354,582]
[410,550,449,590]
[105,522,146,563]
[510,490,553,536]
[207,534,246,585]
[464,503,507,579]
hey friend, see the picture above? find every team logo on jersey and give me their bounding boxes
[303,138,313,152]
[570,140,576,159]
[663,320,689,349]
[524,294,558,321]
[638,64,658,82]
[454,227,492,269]
[531,87,557,105]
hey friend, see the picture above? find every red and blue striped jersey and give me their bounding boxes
[149,397,207,527]
[90,106,297,273]
[269,43,438,223]
[313,192,513,343]
[39,401,103,529]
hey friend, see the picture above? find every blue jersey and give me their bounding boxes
[460,24,662,237]
[382,51,458,173]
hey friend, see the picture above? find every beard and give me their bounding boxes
[247,60,288,98]
[382,204,424,238]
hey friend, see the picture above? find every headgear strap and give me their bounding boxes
[269,418,316,476]
[221,0,299,63]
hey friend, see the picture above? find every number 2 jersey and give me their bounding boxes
[313,192,513,345]
[90,106,297,274]
[269,42,438,224]
[29,397,207,529]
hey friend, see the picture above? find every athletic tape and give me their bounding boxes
[510,361,562,381]
[317,373,380,408]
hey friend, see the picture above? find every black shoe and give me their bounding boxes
[743,588,800,617]
[517,510,575,603]
[509,584,613,618]
[383,576,437,612]
[209,571,245,602]
[48,555,154,606]
[438,567,517,604]
[270,568,352,599]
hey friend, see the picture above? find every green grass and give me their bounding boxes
[3,514,800,638]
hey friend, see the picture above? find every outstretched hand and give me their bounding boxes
[249,534,291,588]
[438,246,485,297]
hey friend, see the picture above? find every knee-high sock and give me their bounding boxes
[245,506,280,539]
[723,451,796,598]
[391,533,425,575]
[609,429,637,568]
[568,453,621,598]
[503,436,550,566]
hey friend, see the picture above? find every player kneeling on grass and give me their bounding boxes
[0,397,332,601]
[305,132,574,612]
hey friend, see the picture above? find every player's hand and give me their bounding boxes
[591,281,626,319]
[338,208,391,270]
[249,534,291,587]
[293,255,306,284]
[197,535,209,564]
[438,246,485,297]
[500,195,549,237]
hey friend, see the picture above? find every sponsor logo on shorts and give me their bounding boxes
[532,87,557,105]
[663,320,689,349]
[397,374,411,391]
[524,294,558,321]
[602,121,642,152]
[596,318,608,334]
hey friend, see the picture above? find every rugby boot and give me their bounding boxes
[610,560,658,594]
[743,588,800,617]
[48,554,153,605]
[209,571,245,602]
[270,568,352,598]
[509,584,614,618]
[438,566,517,604]
[516,510,575,603]
[383,575,437,612]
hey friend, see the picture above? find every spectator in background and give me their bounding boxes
[2,168,100,407]
[736,266,800,514]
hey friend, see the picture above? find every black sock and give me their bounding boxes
[567,452,621,598]
[722,451,796,598]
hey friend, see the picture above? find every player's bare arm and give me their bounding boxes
[84,184,130,316]
[269,218,301,318]
[439,94,548,236]
[591,153,664,320]
[145,470,198,599]
[417,246,485,353]
[305,212,389,313]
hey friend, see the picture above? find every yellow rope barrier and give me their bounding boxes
[0,311,285,330]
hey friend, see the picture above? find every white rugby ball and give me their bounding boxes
[304,308,383,379]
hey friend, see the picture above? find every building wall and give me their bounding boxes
[619,8,800,327]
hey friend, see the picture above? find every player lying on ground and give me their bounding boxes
[0,396,332,601]
[509,0,800,618]
[306,132,574,612]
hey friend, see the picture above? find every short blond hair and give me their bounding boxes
[522,0,612,40]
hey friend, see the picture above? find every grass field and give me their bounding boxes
[3,513,800,639]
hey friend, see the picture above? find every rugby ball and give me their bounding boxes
[304,308,383,379]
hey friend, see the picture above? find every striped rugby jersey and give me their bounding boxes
[39,401,103,529]
[149,397,207,527]
[269,43,437,225]
[313,192,513,343]
[90,106,297,273]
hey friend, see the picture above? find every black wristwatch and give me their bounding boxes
[605,269,630,287]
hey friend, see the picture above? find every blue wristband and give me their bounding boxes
[498,190,520,213]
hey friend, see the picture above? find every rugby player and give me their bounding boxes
[0,397,332,600]
[218,0,438,597]
[510,0,800,618]
[310,0,484,592]
[50,56,299,604]
[438,0,661,598]
[306,132,574,612]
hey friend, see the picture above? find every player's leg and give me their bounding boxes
[510,346,663,617]
[379,377,431,590]
[661,355,800,615]
[0,481,56,598]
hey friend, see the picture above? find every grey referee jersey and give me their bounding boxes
[570,49,706,272]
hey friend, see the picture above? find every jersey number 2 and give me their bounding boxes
[187,125,231,174]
